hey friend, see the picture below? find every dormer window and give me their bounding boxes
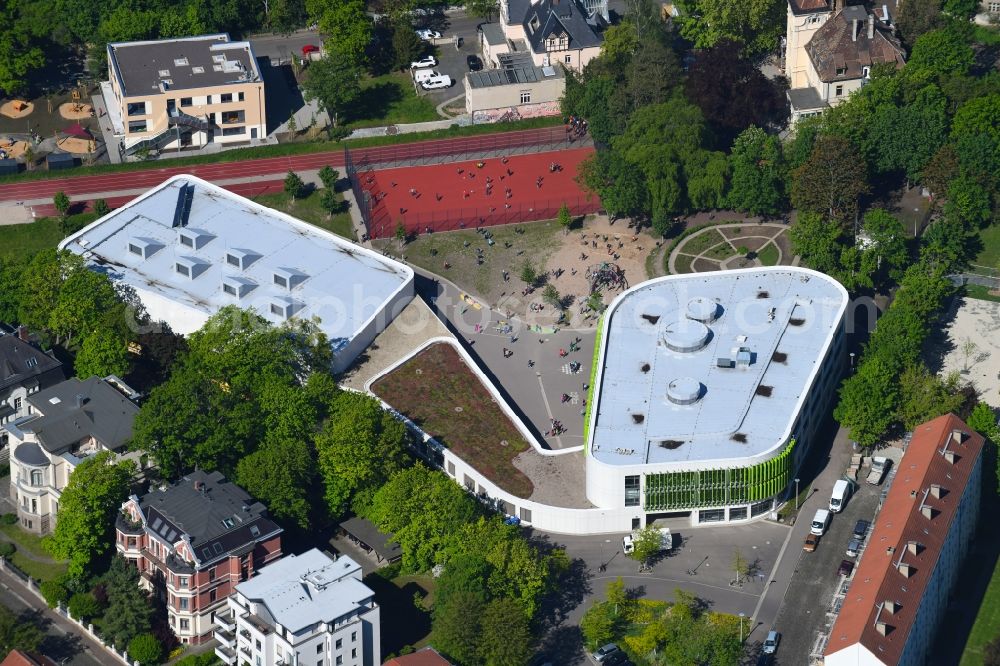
[175,256,209,280]
[177,228,214,250]
[128,237,162,259]
[268,297,300,320]
[273,274,288,288]
[225,248,258,270]
[221,275,255,298]
[272,267,306,290]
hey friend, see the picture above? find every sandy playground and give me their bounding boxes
[0,139,30,159]
[936,296,1000,408]
[56,137,95,154]
[58,102,94,120]
[0,100,33,119]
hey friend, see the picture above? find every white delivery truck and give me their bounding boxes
[867,457,891,485]
[622,527,673,553]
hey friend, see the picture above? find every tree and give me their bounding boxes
[600,22,639,64]
[236,438,316,530]
[319,187,340,218]
[318,165,339,190]
[466,0,499,20]
[520,260,537,287]
[895,0,941,45]
[732,548,750,585]
[791,135,869,226]
[868,84,949,181]
[578,150,646,222]
[54,191,71,220]
[93,199,111,216]
[75,328,130,379]
[727,126,785,216]
[558,203,572,233]
[284,170,305,202]
[684,41,787,145]
[921,144,960,198]
[301,51,362,126]
[628,525,664,567]
[97,6,159,42]
[788,212,845,276]
[860,209,909,284]
[102,556,153,647]
[675,0,785,54]
[267,0,307,33]
[68,591,102,620]
[626,37,682,110]
[478,598,534,666]
[834,357,901,447]
[316,390,409,517]
[433,589,485,664]
[308,0,372,67]
[0,604,44,656]
[48,451,135,577]
[580,603,617,650]
[0,0,46,95]
[944,176,992,229]
[128,633,164,665]
[391,19,424,71]
[542,284,561,309]
[908,25,974,77]
[394,220,407,248]
[897,365,964,430]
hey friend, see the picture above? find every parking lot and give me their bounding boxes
[410,33,482,106]
[771,478,883,665]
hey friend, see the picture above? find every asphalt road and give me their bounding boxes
[0,568,105,666]
[771,478,882,665]
[249,29,322,64]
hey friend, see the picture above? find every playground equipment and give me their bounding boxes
[587,262,628,294]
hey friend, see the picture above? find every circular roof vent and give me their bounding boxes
[686,297,719,322]
[662,319,711,353]
[667,377,704,405]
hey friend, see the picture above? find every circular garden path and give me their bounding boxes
[668,222,798,274]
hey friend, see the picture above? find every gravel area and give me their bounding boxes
[935,296,1000,408]
[512,448,592,508]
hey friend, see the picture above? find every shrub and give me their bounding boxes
[174,652,221,666]
[68,592,102,621]
[128,633,164,665]
[1,513,18,525]
[0,542,15,558]
[40,579,70,608]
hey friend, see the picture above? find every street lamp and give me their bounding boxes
[849,352,856,370]
[739,612,746,642]
[795,477,801,510]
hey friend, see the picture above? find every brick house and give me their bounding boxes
[116,470,283,645]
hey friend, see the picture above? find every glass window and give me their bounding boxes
[179,597,189,609]
[625,475,640,507]
[175,263,190,277]
[179,234,194,248]
[222,127,245,137]
[273,274,288,288]
[127,120,147,133]
[729,507,748,521]
[750,499,772,517]
[699,508,725,523]
[238,92,245,101]
[223,283,237,296]
[220,93,233,103]
[128,243,142,256]
[835,85,844,96]
[317,644,323,653]
[226,253,241,267]
[30,470,42,486]
[270,303,284,316]
[336,639,342,649]
[180,619,189,630]
[520,90,531,104]
[209,567,216,581]
[180,97,193,107]
[565,54,572,63]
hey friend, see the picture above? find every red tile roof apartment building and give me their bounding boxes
[824,414,985,666]
[116,470,283,645]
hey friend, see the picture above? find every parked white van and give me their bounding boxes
[414,68,440,83]
[829,479,852,513]
[811,509,831,536]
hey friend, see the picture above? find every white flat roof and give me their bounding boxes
[236,549,372,633]
[589,267,848,467]
[59,175,413,355]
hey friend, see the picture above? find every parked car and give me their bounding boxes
[593,644,620,663]
[420,74,452,89]
[803,533,820,552]
[838,559,855,576]
[603,652,633,666]
[762,630,781,655]
[853,519,871,541]
[829,478,854,513]
[868,456,891,485]
[810,508,831,536]
[846,538,861,557]
[410,55,438,69]
[416,28,442,40]
[414,68,440,83]
[301,44,319,56]
[467,54,483,71]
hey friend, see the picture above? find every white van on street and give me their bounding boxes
[829,479,853,513]
[811,508,831,536]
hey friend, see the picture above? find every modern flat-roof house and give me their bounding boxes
[117,470,283,645]
[0,333,65,433]
[58,175,414,373]
[215,549,380,666]
[5,376,140,534]
[104,34,266,157]
[585,267,848,529]
[465,63,564,123]
[494,0,605,73]
[785,0,904,124]
[824,414,985,666]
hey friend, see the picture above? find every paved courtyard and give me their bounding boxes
[934,295,1000,408]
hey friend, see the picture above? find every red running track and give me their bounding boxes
[360,147,598,238]
[0,126,575,205]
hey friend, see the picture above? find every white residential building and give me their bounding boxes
[215,549,380,666]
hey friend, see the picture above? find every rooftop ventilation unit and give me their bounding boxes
[686,297,720,322]
[172,181,195,228]
[666,377,703,405]
[640,313,660,325]
[177,228,214,250]
[127,237,163,260]
[662,320,711,353]
[658,439,684,449]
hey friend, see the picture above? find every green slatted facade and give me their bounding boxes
[644,438,796,511]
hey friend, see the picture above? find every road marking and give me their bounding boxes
[750,519,798,624]
[535,374,564,448]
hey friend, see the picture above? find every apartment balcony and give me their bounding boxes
[239,645,252,660]
[215,609,237,632]
[213,626,235,647]
[214,645,236,665]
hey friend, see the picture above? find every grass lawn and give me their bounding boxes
[966,284,1000,303]
[705,241,737,261]
[364,569,435,656]
[973,224,1000,273]
[673,253,695,274]
[371,342,534,497]
[349,72,440,129]
[10,552,68,582]
[678,228,725,256]
[758,243,780,266]
[961,555,1000,665]
[0,522,54,559]
[373,221,563,304]
[0,218,64,259]
[254,188,355,240]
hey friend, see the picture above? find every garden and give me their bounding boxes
[667,222,791,275]
[370,342,534,498]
